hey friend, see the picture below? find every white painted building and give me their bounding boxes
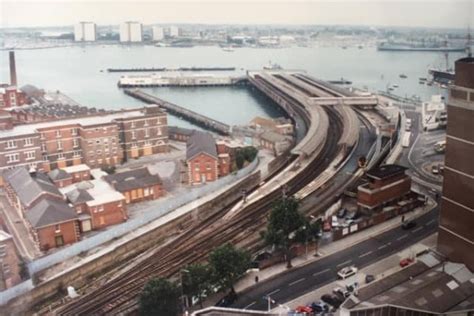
[422,95,447,130]
[152,26,165,41]
[74,22,96,42]
[120,22,142,42]
[169,26,180,38]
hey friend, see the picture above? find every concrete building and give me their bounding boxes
[186,132,219,185]
[357,164,412,213]
[437,57,474,271]
[258,130,293,155]
[168,126,194,142]
[104,167,164,204]
[0,230,22,290]
[0,107,169,172]
[74,22,97,42]
[120,22,142,42]
[169,26,180,38]
[152,26,165,41]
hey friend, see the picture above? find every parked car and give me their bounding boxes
[337,266,358,279]
[400,258,414,267]
[323,220,332,232]
[310,301,329,312]
[332,215,340,228]
[365,274,375,284]
[432,165,439,174]
[321,294,343,308]
[346,281,359,292]
[333,287,351,298]
[337,208,347,218]
[402,220,417,230]
[295,305,313,313]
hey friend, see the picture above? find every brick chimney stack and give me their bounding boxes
[9,51,17,87]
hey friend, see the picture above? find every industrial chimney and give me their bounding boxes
[9,51,17,86]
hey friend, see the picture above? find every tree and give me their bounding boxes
[261,197,306,268]
[209,243,251,293]
[235,150,245,169]
[294,220,322,256]
[139,277,179,316]
[182,263,212,308]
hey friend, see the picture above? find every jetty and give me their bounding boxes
[124,89,231,135]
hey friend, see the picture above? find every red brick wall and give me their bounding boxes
[218,155,231,177]
[358,177,411,209]
[188,153,218,184]
[87,200,127,229]
[0,89,27,108]
[79,123,123,168]
[36,220,78,251]
[0,236,22,290]
[53,178,73,188]
[69,170,91,183]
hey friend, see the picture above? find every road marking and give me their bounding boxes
[412,226,423,233]
[426,219,436,226]
[289,278,305,286]
[337,260,352,268]
[267,289,280,296]
[244,301,256,309]
[359,251,373,258]
[378,244,387,250]
[397,234,408,241]
[313,268,331,277]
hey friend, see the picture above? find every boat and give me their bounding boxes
[392,84,399,88]
[399,74,407,79]
[377,41,466,52]
[419,77,427,81]
[429,68,455,85]
[222,46,234,52]
[263,61,282,70]
[427,82,433,86]
[341,46,348,49]
[358,45,364,49]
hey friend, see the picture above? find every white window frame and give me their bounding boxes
[24,138,33,146]
[6,140,16,149]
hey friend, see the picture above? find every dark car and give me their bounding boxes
[215,291,237,307]
[345,211,360,220]
[365,274,375,284]
[402,220,417,230]
[337,208,347,218]
[321,294,343,308]
[310,301,329,312]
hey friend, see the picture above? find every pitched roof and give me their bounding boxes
[168,125,195,136]
[48,169,72,181]
[26,198,77,228]
[104,167,162,192]
[4,168,63,207]
[186,131,217,161]
[66,188,94,205]
[366,164,407,180]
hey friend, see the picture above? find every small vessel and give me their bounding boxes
[341,46,348,49]
[392,84,399,88]
[358,45,364,49]
[427,82,433,86]
[419,77,427,81]
[419,80,425,85]
[399,74,407,79]
[263,61,282,70]
[222,46,234,52]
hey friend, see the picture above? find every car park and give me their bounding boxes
[402,220,417,230]
[400,258,414,267]
[337,266,358,279]
[321,294,343,308]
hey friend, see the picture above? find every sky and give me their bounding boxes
[0,0,473,29]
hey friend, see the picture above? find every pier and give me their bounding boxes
[108,66,236,73]
[124,89,231,135]
[118,73,247,87]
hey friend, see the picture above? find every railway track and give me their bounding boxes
[55,106,343,316]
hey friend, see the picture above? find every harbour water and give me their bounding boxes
[0,44,466,127]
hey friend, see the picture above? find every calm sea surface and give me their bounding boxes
[0,45,465,128]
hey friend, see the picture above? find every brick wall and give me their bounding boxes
[188,153,218,184]
[358,177,412,210]
[87,200,127,229]
[36,221,79,251]
[0,236,22,290]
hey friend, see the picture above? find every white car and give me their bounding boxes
[332,215,340,228]
[337,266,358,279]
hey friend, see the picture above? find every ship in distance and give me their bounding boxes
[377,41,466,52]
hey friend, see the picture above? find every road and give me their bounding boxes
[232,206,439,311]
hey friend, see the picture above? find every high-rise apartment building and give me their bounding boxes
[152,26,165,41]
[119,22,142,42]
[437,57,474,271]
[169,26,180,38]
[74,22,97,42]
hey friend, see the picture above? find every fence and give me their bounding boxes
[27,158,259,276]
[0,279,33,306]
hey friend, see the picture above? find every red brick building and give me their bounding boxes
[0,86,28,108]
[104,167,163,204]
[357,164,412,213]
[0,230,22,290]
[186,132,219,185]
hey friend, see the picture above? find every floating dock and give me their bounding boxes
[124,89,231,135]
[118,73,246,87]
[108,67,236,73]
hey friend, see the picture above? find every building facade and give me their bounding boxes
[186,132,219,185]
[0,230,22,290]
[152,26,164,41]
[0,87,27,108]
[120,22,142,42]
[74,22,97,42]
[437,57,474,271]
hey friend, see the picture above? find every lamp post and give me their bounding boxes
[180,269,190,315]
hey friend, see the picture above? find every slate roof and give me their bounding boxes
[366,164,407,181]
[4,168,63,207]
[48,169,72,181]
[66,188,94,205]
[104,167,162,192]
[168,125,194,136]
[186,131,217,161]
[26,198,77,228]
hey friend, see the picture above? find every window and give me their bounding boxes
[144,140,151,146]
[56,130,61,138]
[144,119,149,126]
[0,245,6,257]
[132,142,138,148]
[2,263,10,277]
[71,128,78,136]
[130,121,135,128]
[24,138,33,146]
[29,162,37,169]
[73,138,79,148]
[98,205,104,212]
[57,140,62,150]
[41,143,47,152]
[157,128,162,136]
[25,151,35,160]
[55,236,64,247]
[145,128,149,138]
[6,140,16,149]
[73,150,81,157]
[144,187,150,196]
[42,154,49,161]
[55,224,61,232]
[131,130,136,139]
[57,153,65,159]
[76,206,82,214]
[206,162,211,170]
[40,133,45,139]
[6,153,19,163]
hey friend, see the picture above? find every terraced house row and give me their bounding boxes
[0,105,169,172]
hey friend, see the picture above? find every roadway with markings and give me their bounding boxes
[232,206,439,311]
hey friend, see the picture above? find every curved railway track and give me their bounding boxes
[56,106,343,316]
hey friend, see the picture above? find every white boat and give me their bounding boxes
[222,47,234,52]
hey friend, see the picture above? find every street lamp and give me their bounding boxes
[180,269,190,314]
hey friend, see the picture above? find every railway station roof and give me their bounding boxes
[366,164,407,181]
